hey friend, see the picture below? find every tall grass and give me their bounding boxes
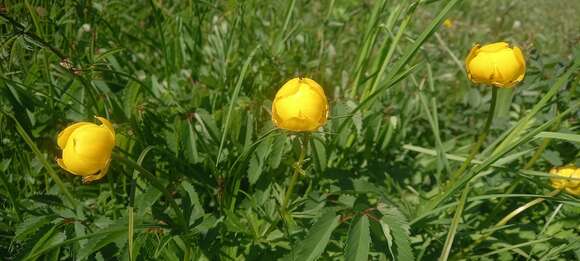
[1,0,579,260]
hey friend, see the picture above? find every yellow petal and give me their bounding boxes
[57,122,92,149]
[479,42,509,52]
[272,77,328,132]
[82,159,111,183]
[490,49,522,87]
[467,52,495,84]
[95,116,115,141]
[465,44,480,75]
[565,168,580,188]
[71,125,115,161]
[513,46,526,82]
[301,78,326,102]
[274,78,301,98]
[565,187,580,196]
[56,158,81,177]
[277,117,319,132]
[550,165,580,194]
[61,144,107,176]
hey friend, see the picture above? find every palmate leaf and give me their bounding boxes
[285,208,340,261]
[378,203,414,261]
[344,215,371,261]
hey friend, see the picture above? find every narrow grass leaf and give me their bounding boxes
[492,66,577,155]
[6,113,77,208]
[216,46,259,166]
[439,184,470,261]
[534,131,580,143]
[358,0,462,109]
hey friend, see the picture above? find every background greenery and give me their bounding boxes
[1,0,579,260]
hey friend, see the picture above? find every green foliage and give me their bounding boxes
[344,215,370,261]
[1,0,579,260]
[378,203,415,261]
[286,208,340,261]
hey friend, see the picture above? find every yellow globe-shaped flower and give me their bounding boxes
[56,116,115,183]
[550,165,580,196]
[465,42,526,88]
[272,77,329,132]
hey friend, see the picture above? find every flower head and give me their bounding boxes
[465,42,526,88]
[56,117,115,183]
[443,19,454,29]
[272,77,329,132]
[550,165,580,196]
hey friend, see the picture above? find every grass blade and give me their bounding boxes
[5,112,77,209]
[216,46,259,166]
[439,184,470,261]
[534,131,580,143]
[358,0,463,109]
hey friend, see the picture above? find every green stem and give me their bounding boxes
[281,134,309,214]
[450,87,498,180]
[128,206,134,261]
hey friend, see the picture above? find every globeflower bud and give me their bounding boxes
[56,117,115,183]
[465,42,526,88]
[550,165,580,196]
[272,77,329,132]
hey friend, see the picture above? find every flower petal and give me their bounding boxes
[62,144,107,176]
[57,122,92,149]
[82,159,111,183]
[95,116,115,141]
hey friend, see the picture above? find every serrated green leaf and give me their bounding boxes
[378,203,414,261]
[311,135,327,172]
[269,135,288,169]
[15,215,54,241]
[248,136,272,185]
[182,180,204,224]
[287,208,340,261]
[134,183,163,217]
[345,215,370,261]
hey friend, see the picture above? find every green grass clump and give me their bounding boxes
[1,0,579,260]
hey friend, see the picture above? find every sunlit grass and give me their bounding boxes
[1,0,578,260]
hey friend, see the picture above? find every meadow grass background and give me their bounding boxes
[0,0,579,260]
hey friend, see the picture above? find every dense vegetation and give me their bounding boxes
[1,0,579,260]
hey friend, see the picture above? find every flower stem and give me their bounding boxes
[450,87,498,180]
[281,134,309,214]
